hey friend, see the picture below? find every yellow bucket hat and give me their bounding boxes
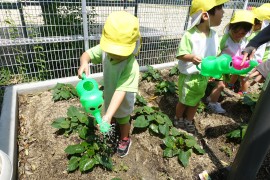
[230,10,255,24]
[189,0,229,29]
[252,3,270,21]
[100,11,141,56]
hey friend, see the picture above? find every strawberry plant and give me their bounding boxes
[51,83,78,101]
[163,133,205,167]
[142,65,162,82]
[155,80,176,95]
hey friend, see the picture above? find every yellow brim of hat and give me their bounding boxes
[100,35,137,56]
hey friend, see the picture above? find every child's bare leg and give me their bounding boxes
[185,105,198,121]
[175,101,186,119]
[209,81,225,103]
[229,75,238,85]
[240,76,249,94]
[119,123,130,140]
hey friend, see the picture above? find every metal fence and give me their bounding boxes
[0,0,268,86]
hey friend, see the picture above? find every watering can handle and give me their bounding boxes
[81,73,86,80]
[196,65,201,71]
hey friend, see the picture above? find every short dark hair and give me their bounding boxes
[229,22,253,32]
[208,4,224,16]
[254,18,262,25]
[200,4,224,23]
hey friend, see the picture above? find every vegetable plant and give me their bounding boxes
[242,93,260,112]
[163,133,205,167]
[169,65,179,76]
[133,106,173,137]
[51,83,78,101]
[142,65,162,82]
[226,124,247,143]
[51,105,114,172]
[135,94,147,106]
[155,80,176,95]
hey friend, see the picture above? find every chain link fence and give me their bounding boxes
[0,0,268,108]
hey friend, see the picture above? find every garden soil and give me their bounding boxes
[17,69,270,180]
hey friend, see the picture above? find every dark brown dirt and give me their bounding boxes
[17,69,269,180]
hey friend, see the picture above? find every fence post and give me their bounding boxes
[81,0,89,51]
[243,0,249,9]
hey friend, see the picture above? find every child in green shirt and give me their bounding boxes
[174,0,228,134]
[78,11,141,157]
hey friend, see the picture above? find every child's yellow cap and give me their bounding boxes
[252,3,270,21]
[190,0,228,16]
[100,11,141,56]
[189,0,228,29]
[230,10,255,25]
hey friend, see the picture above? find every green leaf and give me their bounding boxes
[77,113,88,124]
[183,133,195,140]
[178,137,185,146]
[134,115,149,128]
[227,129,241,139]
[67,106,80,117]
[70,117,78,122]
[79,158,97,172]
[86,148,95,157]
[51,117,66,129]
[149,123,159,134]
[159,124,169,136]
[193,144,205,154]
[67,156,80,172]
[163,136,175,148]
[60,120,70,129]
[65,144,85,155]
[185,139,197,148]
[170,127,181,136]
[241,125,247,139]
[163,115,173,126]
[147,115,155,122]
[155,115,165,124]
[178,149,192,167]
[143,106,155,114]
[78,126,88,139]
[95,155,113,170]
[163,148,173,158]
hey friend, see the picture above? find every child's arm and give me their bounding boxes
[102,91,126,123]
[78,52,91,78]
[177,54,202,65]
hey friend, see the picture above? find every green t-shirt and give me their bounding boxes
[86,45,139,118]
[176,26,220,75]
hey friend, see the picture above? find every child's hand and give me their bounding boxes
[78,62,89,79]
[102,115,112,125]
[191,55,202,65]
[244,68,265,86]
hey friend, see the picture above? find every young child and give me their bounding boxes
[78,11,141,157]
[174,0,227,133]
[207,10,254,112]
[221,10,254,96]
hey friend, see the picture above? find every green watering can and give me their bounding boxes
[76,73,111,133]
[196,54,258,79]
